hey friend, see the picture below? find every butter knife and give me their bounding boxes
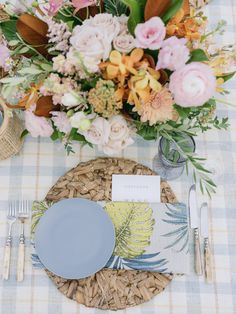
[189,184,203,275]
[201,202,213,283]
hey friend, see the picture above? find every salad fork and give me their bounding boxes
[3,201,17,280]
[17,200,30,282]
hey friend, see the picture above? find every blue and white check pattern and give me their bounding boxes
[0,1,236,313]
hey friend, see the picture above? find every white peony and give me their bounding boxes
[83,117,110,145]
[6,0,34,14]
[70,25,112,63]
[83,13,120,41]
[113,33,135,54]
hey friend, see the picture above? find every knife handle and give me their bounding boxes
[194,228,203,275]
[204,238,213,283]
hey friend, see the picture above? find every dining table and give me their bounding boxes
[0,0,236,313]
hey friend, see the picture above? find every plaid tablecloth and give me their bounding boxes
[0,1,236,313]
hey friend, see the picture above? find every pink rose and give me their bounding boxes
[156,36,190,71]
[25,105,54,137]
[134,17,166,50]
[169,62,216,107]
[0,44,10,71]
[83,117,110,145]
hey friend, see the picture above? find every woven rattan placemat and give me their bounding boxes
[44,158,177,310]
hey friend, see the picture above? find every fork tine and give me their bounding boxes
[8,202,12,216]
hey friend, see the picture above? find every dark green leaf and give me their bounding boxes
[104,0,128,15]
[120,0,147,34]
[20,129,29,139]
[189,49,209,62]
[217,71,236,82]
[162,0,184,23]
[51,130,59,141]
[0,19,18,41]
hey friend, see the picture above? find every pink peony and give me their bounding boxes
[51,111,72,134]
[156,36,190,71]
[169,62,216,107]
[72,0,97,14]
[25,105,54,137]
[134,17,166,50]
[0,44,10,71]
[47,0,63,16]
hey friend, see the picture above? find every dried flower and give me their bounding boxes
[47,19,71,54]
[138,87,175,125]
[88,80,123,118]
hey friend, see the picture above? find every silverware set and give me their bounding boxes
[189,185,213,283]
[3,200,30,282]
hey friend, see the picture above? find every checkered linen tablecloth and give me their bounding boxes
[0,1,236,313]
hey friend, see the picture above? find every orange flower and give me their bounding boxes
[166,8,201,41]
[138,87,175,126]
[17,83,42,109]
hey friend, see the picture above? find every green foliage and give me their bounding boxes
[218,72,236,82]
[162,0,184,23]
[31,201,53,235]
[0,19,18,41]
[20,129,29,139]
[104,0,128,15]
[189,49,209,62]
[120,0,146,34]
[105,202,155,258]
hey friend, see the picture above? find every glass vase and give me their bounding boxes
[153,135,196,181]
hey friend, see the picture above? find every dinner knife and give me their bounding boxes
[201,202,213,283]
[188,184,203,275]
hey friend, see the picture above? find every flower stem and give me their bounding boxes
[214,97,236,108]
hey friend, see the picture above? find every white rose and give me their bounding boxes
[84,117,110,145]
[61,92,80,107]
[69,112,92,132]
[117,15,129,34]
[70,25,111,62]
[84,13,120,41]
[101,115,134,155]
[102,137,134,155]
[6,0,34,14]
[113,34,135,54]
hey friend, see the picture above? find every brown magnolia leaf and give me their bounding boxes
[77,3,104,20]
[145,0,190,21]
[16,14,49,57]
[145,0,171,21]
[34,96,60,118]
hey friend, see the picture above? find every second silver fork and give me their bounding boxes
[17,200,30,282]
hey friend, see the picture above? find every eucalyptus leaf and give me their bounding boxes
[18,68,43,75]
[0,77,26,85]
[8,39,20,46]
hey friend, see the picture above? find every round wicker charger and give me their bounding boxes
[44,158,177,311]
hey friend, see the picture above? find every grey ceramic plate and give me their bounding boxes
[34,198,115,279]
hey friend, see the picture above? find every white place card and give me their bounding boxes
[112,174,160,202]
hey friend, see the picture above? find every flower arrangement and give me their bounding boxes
[0,0,235,195]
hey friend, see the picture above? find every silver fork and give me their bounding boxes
[3,201,17,280]
[17,200,30,282]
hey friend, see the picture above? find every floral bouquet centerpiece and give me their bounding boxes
[0,0,235,195]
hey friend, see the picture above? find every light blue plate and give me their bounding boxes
[34,198,115,279]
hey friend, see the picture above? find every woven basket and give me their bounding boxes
[0,98,24,160]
